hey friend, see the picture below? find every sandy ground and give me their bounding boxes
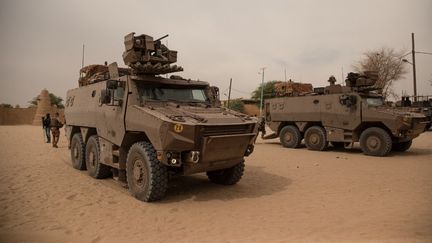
[0,125,431,243]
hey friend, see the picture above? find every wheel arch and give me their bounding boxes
[355,122,393,141]
[121,132,151,150]
[82,127,97,143]
[119,132,151,169]
[278,121,323,135]
[277,121,297,135]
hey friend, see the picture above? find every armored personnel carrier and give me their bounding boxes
[262,72,429,156]
[65,33,259,201]
[396,95,432,131]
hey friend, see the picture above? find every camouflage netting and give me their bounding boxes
[275,81,313,97]
[78,65,131,87]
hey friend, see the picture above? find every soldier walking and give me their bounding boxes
[50,112,63,148]
[42,113,51,143]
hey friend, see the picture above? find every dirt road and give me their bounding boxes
[0,125,431,242]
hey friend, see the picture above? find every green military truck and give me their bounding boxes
[263,72,429,156]
[65,33,259,201]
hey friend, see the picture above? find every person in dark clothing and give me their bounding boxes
[42,113,51,143]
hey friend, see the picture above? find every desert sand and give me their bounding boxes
[0,125,431,243]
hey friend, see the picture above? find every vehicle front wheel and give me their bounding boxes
[85,135,111,179]
[392,140,412,152]
[359,127,392,156]
[70,133,86,170]
[304,126,328,151]
[207,160,245,185]
[126,142,168,202]
[279,125,302,148]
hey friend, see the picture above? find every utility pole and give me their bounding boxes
[341,66,344,85]
[259,67,266,117]
[81,44,85,69]
[411,33,417,102]
[227,78,232,109]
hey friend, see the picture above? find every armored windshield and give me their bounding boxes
[365,97,384,107]
[137,84,208,103]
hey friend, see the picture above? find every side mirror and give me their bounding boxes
[210,86,221,106]
[100,89,111,104]
[107,80,118,90]
[210,86,220,100]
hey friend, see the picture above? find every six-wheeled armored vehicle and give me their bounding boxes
[65,33,259,201]
[262,72,429,156]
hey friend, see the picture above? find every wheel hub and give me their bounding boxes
[89,151,96,167]
[133,159,145,187]
[367,136,380,150]
[284,133,292,142]
[310,134,319,145]
[73,146,78,159]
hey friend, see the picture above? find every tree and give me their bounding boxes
[29,93,65,108]
[228,99,245,113]
[0,103,13,108]
[353,47,407,99]
[251,81,281,101]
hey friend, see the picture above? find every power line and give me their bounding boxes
[231,88,252,95]
[416,51,432,55]
[397,51,411,58]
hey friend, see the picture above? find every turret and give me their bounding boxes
[122,33,183,75]
[345,71,378,89]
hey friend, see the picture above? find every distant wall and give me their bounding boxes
[0,107,37,125]
[243,104,259,117]
[0,107,64,125]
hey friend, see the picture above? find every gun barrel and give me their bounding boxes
[155,34,169,42]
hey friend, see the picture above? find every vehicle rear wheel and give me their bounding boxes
[85,135,111,179]
[359,127,392,156]
[126,142,168,202]
[207,160,245,185]
[304,126,328,151]
[70,133,86,170]
[279,125,302,148]
[392,140,412,152]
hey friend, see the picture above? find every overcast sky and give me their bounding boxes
[1,0,431,106]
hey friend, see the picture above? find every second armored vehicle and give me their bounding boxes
[263,72,429,156]
[65,33,259,201]
[397,95,432,131]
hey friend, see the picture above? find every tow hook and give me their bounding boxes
[245,145,254,156]
[186,151,200,163]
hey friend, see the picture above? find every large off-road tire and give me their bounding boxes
[126,142,168,202]
[85,135,111,179]
[359,127,392,156]
[206,160,245,185]
[70,133,86,170]
[279,125,302,148]
[392,140,412,152]
[304,126,328,151]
